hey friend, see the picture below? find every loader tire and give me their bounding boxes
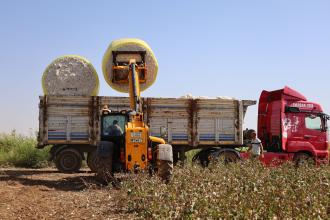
[95,142,114,185]
[87,150,97,172]
[55,148,82,173]
[95,155,114,184]
[157,160,173,183]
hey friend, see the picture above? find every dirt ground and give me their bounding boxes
[0,168,133,220]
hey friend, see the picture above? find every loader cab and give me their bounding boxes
[100,108,128,142]
[100,108,129,171]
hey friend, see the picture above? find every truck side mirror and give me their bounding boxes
[321,114,329,132]
[160,126,168,138]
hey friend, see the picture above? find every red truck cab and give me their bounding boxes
[256,86,329,165]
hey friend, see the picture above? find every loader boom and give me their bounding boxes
[111,51,150,171]
[129,61,141,113]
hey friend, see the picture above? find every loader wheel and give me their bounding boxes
[55,148,82,173]
[157,160,173,183]
[95,142,114,185]
[95,155,114,184]
[87,150,97,172]
[294,153,314,167]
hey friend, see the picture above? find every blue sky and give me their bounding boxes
[0,0,329,134]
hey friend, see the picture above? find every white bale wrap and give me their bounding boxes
[42,55,99,96]
[102,38,158,93]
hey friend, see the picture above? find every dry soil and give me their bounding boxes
[0,168,133,220]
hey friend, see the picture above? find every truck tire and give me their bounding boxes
[95,142,114,184]
[294,153,314,167]
[157,160,173,183]
[87,150,97,172]
[193,148,239,167]
[55,148,82,173]
[192,148,218,167]
[218,151,239,164]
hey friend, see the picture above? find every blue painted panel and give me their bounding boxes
[172,134,188,140]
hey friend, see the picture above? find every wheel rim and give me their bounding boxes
[218,152,237,164]
[61,154,78,170]
[296,154,313,166]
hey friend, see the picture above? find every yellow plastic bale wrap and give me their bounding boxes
[42,55,99,96]
[102,38,158,93]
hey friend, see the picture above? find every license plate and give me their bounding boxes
[130,138,143,143]
[131,132,142,138]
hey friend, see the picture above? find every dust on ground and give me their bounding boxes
[0,168,134,220]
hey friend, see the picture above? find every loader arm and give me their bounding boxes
[111,51,165,171]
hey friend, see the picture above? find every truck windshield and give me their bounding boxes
[305,115,322,131]
[102,115,126,136]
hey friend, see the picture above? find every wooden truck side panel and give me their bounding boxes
[38,96,255,149]
[143,98,253,148]
[143,98,191,146]
[38,96,98,147]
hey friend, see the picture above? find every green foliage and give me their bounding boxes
[185,149,199,164]
[0,131,50,168]
[122,161,330,219]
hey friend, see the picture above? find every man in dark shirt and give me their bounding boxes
[107,120,123,136]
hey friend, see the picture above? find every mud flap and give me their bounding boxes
[157,144,173,162]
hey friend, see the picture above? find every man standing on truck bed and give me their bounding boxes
[248,130,264,160]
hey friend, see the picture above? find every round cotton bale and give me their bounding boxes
[42,55,99,96]
[102,38,158,93]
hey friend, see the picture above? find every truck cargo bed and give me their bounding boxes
[38,96,255,149]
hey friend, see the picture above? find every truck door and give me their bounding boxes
[285,113,326,152]
[283,112,304,151]
[259,112,303,166]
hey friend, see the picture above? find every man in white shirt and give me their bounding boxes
[248,130,264,160]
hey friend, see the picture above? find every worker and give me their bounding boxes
[247,130,264,160]
[107,120,123,136]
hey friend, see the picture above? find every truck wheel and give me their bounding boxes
[157,160,173,183]
[87,150,97,172]
[192,148,217,167]
[218,151,239,164]
[294,153,314,167]
[55,148,82,173]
